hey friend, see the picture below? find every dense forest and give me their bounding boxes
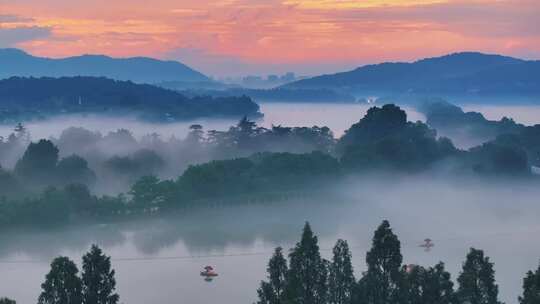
[3,221,540,304]
[0,77,261,123]
[0,103,538,228]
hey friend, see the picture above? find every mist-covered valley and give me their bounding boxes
[1,99,540,304]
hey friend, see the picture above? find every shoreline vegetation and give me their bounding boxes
[1,103,539,229]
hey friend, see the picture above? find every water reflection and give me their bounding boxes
[1,177,540,304]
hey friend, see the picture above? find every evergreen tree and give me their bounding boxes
[423,263,456,304]
[38,256,82,304]
[357,220,403,304]
[401,263,455,304]
[329,239,355,304]
[81,245,119,304]
[456,248,501,304]
[285,222,328,304]
[0,298,16,304]
[519,262,540,304]
[257,247,288,304]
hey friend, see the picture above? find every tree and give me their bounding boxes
[186,124,205,144]
[285,222,328,304]
[56,155,96,186]
[0,298,16,304]
[519,262,540,304]
[329,239,355,304]
[257,247,288,304]
[81,245,119,304]
[15,139,59,184]
[38,256,82,304]
[357,220,403,304]
[456,248,501,304]
[129,175,163,206]
[422,263,456,304]
[401,263,455,304]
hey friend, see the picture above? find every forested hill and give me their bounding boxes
[284,52,540,99]
[0,77,261,122]
[0,48,210,84]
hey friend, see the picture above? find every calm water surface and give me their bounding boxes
[1,178,540,304]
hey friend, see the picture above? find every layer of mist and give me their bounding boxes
[1,176,539,304]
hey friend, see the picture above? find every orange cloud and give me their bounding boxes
[283,0,448,9]
[1,0,539,76]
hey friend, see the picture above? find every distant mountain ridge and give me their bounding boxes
[0,76,260,122]
[0,48,210,84]
[284,52,540,99]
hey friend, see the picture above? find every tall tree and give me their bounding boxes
[257,247,288,304]
[401,263,455,304]
[285,222,328,304]
[38,256,82,304]
[329,239,355,304]
[519,262,540,304]
[357,220,403,304]
[456,248,501,304]
[422,263,456,304]
[81,245,119,304]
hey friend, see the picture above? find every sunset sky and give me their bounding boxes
[1,0,539,77]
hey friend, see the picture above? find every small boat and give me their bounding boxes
[419,238,435,252]
[200,266,219,277]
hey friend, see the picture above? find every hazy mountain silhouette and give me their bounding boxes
[0,48,210,84]
[284,52,540,98]
[0,76,260,122]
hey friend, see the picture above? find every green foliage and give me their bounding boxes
[257,247,288,304]
[0,167,22,199]
[0,298,16,304]
[0,184,125,228]
[519,263,540,304]
[401,263,455,304]
[14,139,59,184]
[285,222,328,304]
[468,141,530,176]
[358,220,403,304]
[56,155,96,186]
[206,117,335,156]
[339,104,457,172]
[38,257,83,304]
[175,152,339,202]
[456,248,502,304]
[328,239,355,304]
[129,175,173,207]
[82,245,119,304]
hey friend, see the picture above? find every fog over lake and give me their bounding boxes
[2,102,540,142]
[463,104,540,126]
[2,102,540,304]
[0,103,425,140]
[1,177,539,304]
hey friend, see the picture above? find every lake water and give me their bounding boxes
[1,177,540,304]
[2,102,540,304]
